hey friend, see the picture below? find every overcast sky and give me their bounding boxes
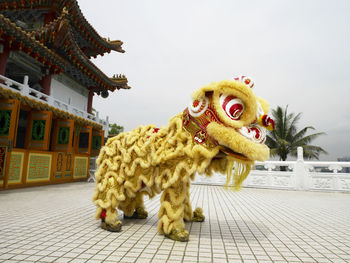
[79,0,350,161]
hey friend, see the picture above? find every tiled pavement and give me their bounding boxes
[1,183,350,263]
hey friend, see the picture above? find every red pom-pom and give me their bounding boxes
[100,210,106,220]
[259,115,275,131]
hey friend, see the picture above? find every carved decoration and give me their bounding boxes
[313,178,332,189]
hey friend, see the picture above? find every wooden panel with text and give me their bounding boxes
[25,151,53,183]
[73,155,89,179]
[7,149,27,186]
[51,152,73,181]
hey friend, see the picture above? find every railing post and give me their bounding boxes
[96,111,100,123]
[294,147,308,190]
[265,163,275,187]
[46,96,54,105]
[22,75,30,95]
[23,75,28,85]
[329,164,342,190]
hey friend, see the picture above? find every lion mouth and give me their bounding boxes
[219,146,251,162]
[206,122,270,162]
[215,124,268,162]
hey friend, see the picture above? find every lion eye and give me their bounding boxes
[220,94,245,120]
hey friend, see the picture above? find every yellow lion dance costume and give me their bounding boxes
[93,76,274,241]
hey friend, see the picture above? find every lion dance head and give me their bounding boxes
[183,75,274,189]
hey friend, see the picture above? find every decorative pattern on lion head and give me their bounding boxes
[184,76,274,164]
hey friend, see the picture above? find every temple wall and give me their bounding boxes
[51,75,88,112]
[1,148,90,189]
[0,97,105,189]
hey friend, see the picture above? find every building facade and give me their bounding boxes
[0,0,129,189]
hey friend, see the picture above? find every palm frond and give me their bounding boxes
[293,132,326,147]
[265,135,278,148]
[269,148,279,157]
[272,106,285,139]
[291,126,315,143]
[302,145,328,154]
[266,105,327,160]
[286,112,301,139]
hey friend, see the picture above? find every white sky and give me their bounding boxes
[78,0,350,161]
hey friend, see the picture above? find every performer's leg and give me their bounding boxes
[158,178,189,242]
[95,201,122,232]
[134,192,148,219]
[94,177,123,232]
[183,180,205,222]
[122,192,148,219]
[119,195,136,217]
[183,180,193,221]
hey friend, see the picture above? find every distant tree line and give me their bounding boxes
[109,123,124,136]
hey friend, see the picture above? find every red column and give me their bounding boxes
[40,74,52,95]
[0,45,10,76]
[87,89,94,114]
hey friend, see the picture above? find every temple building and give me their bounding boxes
[0,0,129,189]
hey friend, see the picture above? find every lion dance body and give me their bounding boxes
[93,77,274,241]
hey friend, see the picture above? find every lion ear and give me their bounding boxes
[191,82,218,100]
[191,89,205,101]
[188,96,209,117]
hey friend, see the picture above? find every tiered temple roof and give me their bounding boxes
[0,13,67,74]
[0,0,129,92]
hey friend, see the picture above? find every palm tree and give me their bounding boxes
[265,106,327,166]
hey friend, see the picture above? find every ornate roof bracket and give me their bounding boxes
[0,13,66,74]
[66,0,125,57]
[24,8,129,91]
[110,74,130,90]
[0,0,130,91]
[0,0,125,57]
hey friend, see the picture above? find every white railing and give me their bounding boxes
[193,147,350,192]
[0,74,109,135]
[87,145,350,192]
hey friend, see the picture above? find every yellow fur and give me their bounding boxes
[92,79,272,241]
[192,80,258,128]
[93,114,222,236]
[206,122,270,161]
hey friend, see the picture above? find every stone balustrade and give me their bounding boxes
[0,74,109,136]
[193,147,350,192]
